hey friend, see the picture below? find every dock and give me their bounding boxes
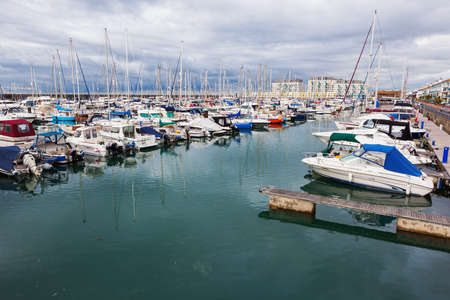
[259,186,450,239]
[417,111,450,179]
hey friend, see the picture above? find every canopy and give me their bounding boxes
[228,111,241,118]
[110,110,132,117]
[329,133,358,143]
[0,146,21,172]
[139,126,163,138]
[361,144,422,177]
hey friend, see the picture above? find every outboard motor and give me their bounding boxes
[69,149,84,162]
[106,142,124,156]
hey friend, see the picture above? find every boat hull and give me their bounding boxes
[302,157,434,196]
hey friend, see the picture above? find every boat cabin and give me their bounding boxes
[73,127,99,141]
[0,119,36,142]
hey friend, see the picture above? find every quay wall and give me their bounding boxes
[418,102,450,134]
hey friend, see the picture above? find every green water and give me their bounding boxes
[1,119,449,299]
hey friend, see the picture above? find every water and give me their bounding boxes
[1,118,449,299]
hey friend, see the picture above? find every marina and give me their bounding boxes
[1,1,450,299]
[0,119,449,299]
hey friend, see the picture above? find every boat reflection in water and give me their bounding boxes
[258,209,450,253]
[301,174,432,208]
[0,167,70,194]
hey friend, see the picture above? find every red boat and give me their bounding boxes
[0,119,36,149]
[268,117,285,124]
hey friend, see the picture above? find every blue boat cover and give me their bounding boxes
[0,146,20,172]
[228,111,241,118]
[110,110,132,117]
[362,144,422,177]
[139,126,163,138]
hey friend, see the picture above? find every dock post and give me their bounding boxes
[443,147,449,164]
[269,196,315,215]
[397,218,450,239]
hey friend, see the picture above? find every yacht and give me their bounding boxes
[1,106,36,123]
[302,144,434,196]
[96,119,158,151]
[66,126,125,157]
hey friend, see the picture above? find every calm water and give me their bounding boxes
[1,117,449,299]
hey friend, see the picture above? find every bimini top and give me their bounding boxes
[361,144,422,177]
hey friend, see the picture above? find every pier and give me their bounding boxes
[416,107,450,180]
[259,186,450,239]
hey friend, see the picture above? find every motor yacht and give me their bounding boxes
[302,144,434,196]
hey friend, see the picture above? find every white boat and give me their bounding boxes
[66,126,125,157]
[335,113,391,130]
[312,128,378,144]
[0,119,36,150]
[188,117,230,136]
[0,107,36,123]
[323,132,432,166]
[302,144,434,196]
[96,119,158,151]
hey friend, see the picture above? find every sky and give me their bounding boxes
[0,0,449,93]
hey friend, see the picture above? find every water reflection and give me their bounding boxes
[301,175,432,208]
[258,210,450,253]
[0,169,70,194]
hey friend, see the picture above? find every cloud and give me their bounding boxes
[0,0,449,93]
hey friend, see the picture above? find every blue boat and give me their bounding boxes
[232,120,252,130]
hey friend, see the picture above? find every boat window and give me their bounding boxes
[17,124,30,133]
[360,151,386,166]
[3,124,12,133]
[362,119,374,128]
[123,126,135,138]
[74,131,81,138]
[103,126,111,132]
[92,129,98,138]
[84,130,91,139]
[111,127,120,133]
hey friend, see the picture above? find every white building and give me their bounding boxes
[415,78,450,102]
[306,76,366,99]
[271,79,304,96]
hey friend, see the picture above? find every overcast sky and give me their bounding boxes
[0,0,449,92]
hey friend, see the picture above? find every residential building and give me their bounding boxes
[415,78,450,103]
[271,79,304,96]
[306,76,366,99]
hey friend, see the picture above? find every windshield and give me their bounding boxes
[123,126,135,138]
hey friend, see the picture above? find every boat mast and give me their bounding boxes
[343,20,373,102]
[375,42,383,101]
[52,56,57,99]
[75,49,81,105]
[70,38,76,101]
[125,29,130,100]
[366,10,376,103]
[105,28,110,100]
[400,63,408,100]
[179,41,184,104]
